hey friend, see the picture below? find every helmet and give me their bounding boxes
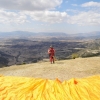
[50,45,53,48]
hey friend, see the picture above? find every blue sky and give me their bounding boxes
[0,0,100,34]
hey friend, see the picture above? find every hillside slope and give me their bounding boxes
[0,57,100,81]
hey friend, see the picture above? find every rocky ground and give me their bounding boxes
[0,57,100,81]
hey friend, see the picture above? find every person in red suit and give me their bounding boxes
[48,46,55,64]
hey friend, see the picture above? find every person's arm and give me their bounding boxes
[48,49,50,54]
[48,49,51,57]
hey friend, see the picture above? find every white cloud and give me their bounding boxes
[1,9,100,26]
[0,9,69,24]
[81,1,100,7]
[67,11,100,25]
[24,11,68,23]
[0,9,27,24]
[0,0,62,11]
[0,0,64,24]
[65,2,100,26]
[1,0,100,26]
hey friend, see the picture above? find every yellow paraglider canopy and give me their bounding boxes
[0,75,100,100]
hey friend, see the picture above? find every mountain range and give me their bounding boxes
[0,31,100,39]
[0,31,67,38]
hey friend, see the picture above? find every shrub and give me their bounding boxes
[22,62,26,65]
[71,53,79,59]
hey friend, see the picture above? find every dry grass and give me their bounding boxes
[0,57,100,81]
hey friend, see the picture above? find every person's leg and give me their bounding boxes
[53,56,55,63]
[51,56,55,64]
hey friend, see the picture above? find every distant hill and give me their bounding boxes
[0,31,68,39]
[72,31,100,39]
[0,31,100,40]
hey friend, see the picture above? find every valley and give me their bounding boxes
[0,31,100,67]
[0,38,100,67]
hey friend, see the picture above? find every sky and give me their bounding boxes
[0,0,100,34]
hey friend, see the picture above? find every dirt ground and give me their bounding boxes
[0,57,100,81]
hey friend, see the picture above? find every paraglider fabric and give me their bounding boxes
[0,75,100,100]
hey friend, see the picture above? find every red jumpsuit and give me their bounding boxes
[48,47,55,63]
